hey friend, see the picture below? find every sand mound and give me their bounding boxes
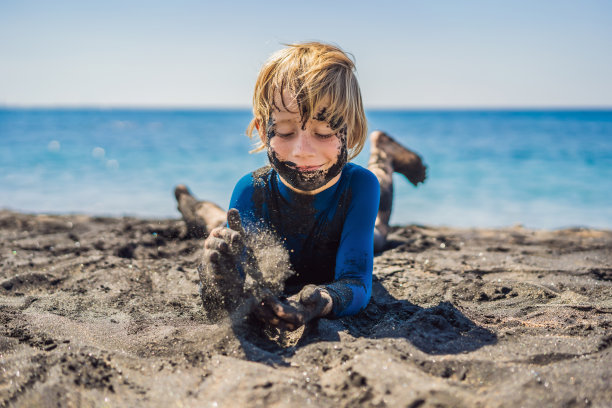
[1,210,611,407]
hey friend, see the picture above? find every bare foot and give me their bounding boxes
[370,131,427,186]
[175,185,226,238]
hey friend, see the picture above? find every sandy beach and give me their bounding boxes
[1,209,611,407]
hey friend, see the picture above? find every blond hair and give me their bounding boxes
[247,42,367,160]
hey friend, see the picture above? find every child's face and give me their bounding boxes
[263,91,348,194]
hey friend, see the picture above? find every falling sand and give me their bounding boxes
[198,220,294,324]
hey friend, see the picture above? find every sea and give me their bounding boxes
[1,108,611,230]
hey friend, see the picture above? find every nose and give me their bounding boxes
[292,130,316,158]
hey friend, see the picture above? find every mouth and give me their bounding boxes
[296,166,323,172]
[294,165,323,172]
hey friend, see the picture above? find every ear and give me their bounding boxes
[255,119,267,145]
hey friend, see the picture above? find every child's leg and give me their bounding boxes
[175,185,227,238]
[368,133,394,252]
[367,131,426,252]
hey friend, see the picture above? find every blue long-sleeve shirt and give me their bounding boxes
[229,162,380,317]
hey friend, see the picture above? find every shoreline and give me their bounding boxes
[2,207,608,233]
[1,210,611,407]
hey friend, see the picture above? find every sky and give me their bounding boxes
[1,0,611,108]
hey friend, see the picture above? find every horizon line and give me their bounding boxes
[2,104,612,111]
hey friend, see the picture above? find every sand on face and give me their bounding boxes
[1,210,611,407]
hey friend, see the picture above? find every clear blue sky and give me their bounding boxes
[1,0,611,108]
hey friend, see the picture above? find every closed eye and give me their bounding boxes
[315,133,334,139]
[275,131,294,138]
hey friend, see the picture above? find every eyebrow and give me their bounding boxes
[273,110,299,121]
[275,118,296,124]
[274,109,298,116]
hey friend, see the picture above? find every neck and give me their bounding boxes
[278,172,342,195]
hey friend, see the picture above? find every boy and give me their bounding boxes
[176,42,426,330]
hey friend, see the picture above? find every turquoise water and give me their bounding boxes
[1,108,611,229]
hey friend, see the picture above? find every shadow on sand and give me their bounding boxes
[228,276,497,365]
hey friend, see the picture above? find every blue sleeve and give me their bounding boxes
[325,168,380,317]
[228,173,258,232]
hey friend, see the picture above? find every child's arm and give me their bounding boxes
[325,167,380,317]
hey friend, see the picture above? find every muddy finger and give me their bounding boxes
[204,236,229,252]
[216,228,243,252]
[227,209,244,234]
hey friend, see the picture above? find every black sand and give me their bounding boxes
[1,210,611,407]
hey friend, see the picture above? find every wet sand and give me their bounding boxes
[1,210,611,407]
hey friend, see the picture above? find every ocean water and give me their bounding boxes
[1,108,611,229]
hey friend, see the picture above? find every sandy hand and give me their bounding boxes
[198,209,248,314]
[253,285,332,331]
[227,209,274,300]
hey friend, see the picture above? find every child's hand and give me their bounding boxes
[198,209,247,314]
[253,285,333,331]
[204,209,245,262]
